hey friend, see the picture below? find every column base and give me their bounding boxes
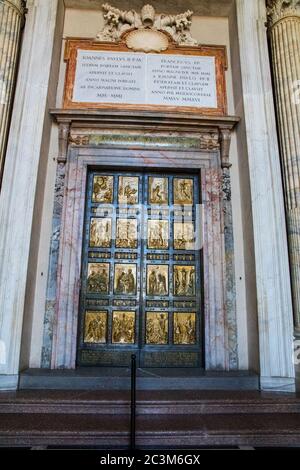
[260,376,296,393]
[0,374,19,390]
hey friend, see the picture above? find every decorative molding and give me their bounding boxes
[68,131,220,152]
[219,128,232,168]
[125,28,169,52]
[51,109,239,164]
[69,134,90,146]
[58,123,70,164]
[96,3,198,46]
[51,109,239,132]
[63,39,228,116]
[199,133,220,151]
[267,0,300,27]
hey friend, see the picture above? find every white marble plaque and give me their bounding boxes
[73,50,146,104]
[72,50,218,109]
[146,54,217,108]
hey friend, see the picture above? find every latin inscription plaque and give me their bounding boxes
[73,50,217,109]
[64,39,228,114]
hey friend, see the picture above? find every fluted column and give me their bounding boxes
[267,1,300,334]
[0,0,25,183]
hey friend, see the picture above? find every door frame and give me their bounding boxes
[49,145,233,371]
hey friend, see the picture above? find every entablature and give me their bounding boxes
[50,109,239,169]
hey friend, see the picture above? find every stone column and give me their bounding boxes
[266,0,300,336]
[236,0,295,391]
[0,0,62,390]
[0,0,25,183]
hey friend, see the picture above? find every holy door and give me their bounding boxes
[77,170,202,367]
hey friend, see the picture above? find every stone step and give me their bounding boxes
[0,390,300,415]
[18,368,260,391]
[0,412,300,448]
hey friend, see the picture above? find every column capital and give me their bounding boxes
[4,0,26,16]
[267,0,300,27]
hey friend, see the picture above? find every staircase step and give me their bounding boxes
[0,390,300,415]
[19,368,259,391]
[0,412,300,448]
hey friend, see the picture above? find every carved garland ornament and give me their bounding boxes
[96,3,198,48]
[68,131,220,152]
[267,0,300,27]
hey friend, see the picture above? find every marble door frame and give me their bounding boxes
[46,145,237,371]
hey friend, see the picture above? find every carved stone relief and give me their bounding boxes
[96,3,198,47]
[267,0,300,26]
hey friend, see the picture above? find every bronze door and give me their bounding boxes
[77,170,202,367]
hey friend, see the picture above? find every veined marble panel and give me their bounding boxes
[42,141,238,371]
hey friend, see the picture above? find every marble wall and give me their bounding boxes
[35,8,248,372]
[0,0,295,392]
[44,129,238,370]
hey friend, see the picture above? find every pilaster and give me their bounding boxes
[0,0,61,387]
[236,0,295,391]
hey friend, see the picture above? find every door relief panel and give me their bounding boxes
[78,171,202,367]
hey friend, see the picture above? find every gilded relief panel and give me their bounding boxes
[92,176,113,203]
[114,264,137,295]
[173,312,196,345]
[112,311,135,344]
[149,177,168,204]
[174,222,195,250]
[89,218,112,248]
[84,311,107,344]
[174,265,196,297]
[118,176,139,204]
[87,263,110,294]
[174,178,194,205]
[116,219,138,248]
[146,265,168,296]
[146,312,168,345]
[147,220,169,249]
